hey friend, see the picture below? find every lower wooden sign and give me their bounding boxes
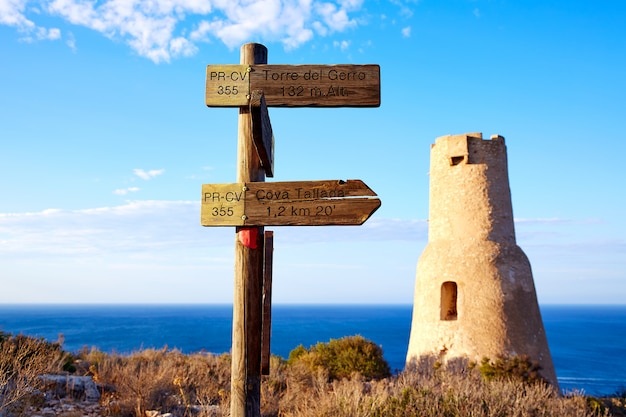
[201,180,380,226]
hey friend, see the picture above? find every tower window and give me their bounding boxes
[440,281,458,321]
[450,156,465,166]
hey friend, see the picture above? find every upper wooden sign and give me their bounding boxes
[201,179,381,226]
[206,64,380,107]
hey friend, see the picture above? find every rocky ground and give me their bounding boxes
[27,397,105,417]
[21,375,176,417]
[25,397,218,417]
[25,395,188,417]
[22,374,219,417]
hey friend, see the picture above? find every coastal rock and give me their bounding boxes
[40,374,101,402]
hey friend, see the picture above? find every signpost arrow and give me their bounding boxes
[201,179,381,226]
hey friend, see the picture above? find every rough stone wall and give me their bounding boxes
[406,133,558,387]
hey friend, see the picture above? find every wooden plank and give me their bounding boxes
[205,65,250,106]
[200,183,246,226]
[206,64,380,107]
[261,230,273,376]
[201,180,381,226]
[251,64,380,107]
[250,91,274,177]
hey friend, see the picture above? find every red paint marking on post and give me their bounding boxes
[238,227,259,249]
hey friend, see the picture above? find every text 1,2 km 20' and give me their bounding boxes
[268,203,338,217]
[254,199,380,226]
[266,202,337,218]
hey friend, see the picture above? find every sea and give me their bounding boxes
[0,304,624,396]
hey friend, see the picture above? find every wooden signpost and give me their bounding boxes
[202,43,380,417]
[201,180,380,226]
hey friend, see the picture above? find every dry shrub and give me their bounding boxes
[89,347,178,417]
[259,355,287,416]
[0,332,68,417]
[260,354,610,417]
[177,352,231,416]
[370,361,609,417]
[86,347,231,417]
[4,333,620,417]
[263,360,331,416]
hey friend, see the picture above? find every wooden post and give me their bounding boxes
[231,43,267,417]
[261,231,274,375]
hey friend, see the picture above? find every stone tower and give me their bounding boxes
[406,132,558,387]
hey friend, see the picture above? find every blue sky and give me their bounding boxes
[1,0,624,305]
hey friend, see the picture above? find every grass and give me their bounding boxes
[1,332,624,417]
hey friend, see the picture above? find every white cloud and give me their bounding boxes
[0,202,424,260]
[0,202,624,304]
[170,35,198,57]
[333,39,349,51]
[0,0,387,62]
[134,168,165,180]
[0,0,34,27]
[315,1,358,32]
[65,30,76,50]
[0,200,210,258]
[113,187,141,195]
[0,205,610,264]
[275,217,428,244]
[0,0,62,41]
[388,0,413,18]
[401,25,410,37]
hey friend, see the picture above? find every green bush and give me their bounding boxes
[287,335,391,381]
[476,354,545,384]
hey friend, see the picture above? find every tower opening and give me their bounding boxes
[450,156,464,165]
[440,281,458,320]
